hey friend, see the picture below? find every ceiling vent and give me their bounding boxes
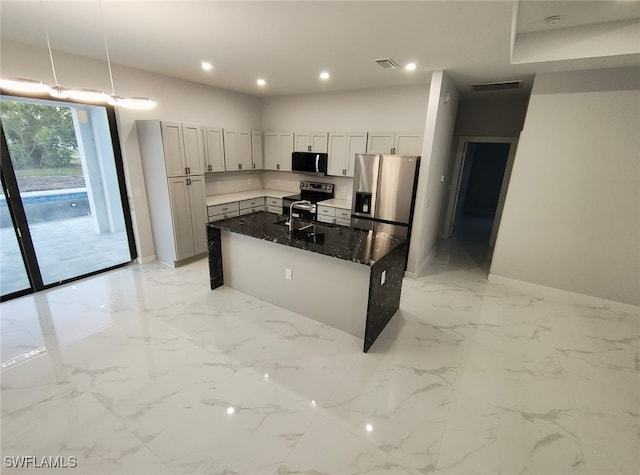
[471,80,522,92]
[374,58,399,69]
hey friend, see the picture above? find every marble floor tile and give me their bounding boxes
[1,240,638,474]
[277,414,423,475]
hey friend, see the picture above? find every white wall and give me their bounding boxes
[262,83,430,131]
[490,67,640,306]
[406,71,460,276]
[453,96,529,137]
[1,40,262,261]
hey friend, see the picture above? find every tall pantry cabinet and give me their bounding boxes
[137,120,208,266]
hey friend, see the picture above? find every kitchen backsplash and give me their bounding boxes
[205,171,263,196]
[207,171,353,200]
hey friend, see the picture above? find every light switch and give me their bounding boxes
[381,270,386,286]
[285,268,292,280]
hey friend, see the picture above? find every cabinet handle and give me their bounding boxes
[253,163,256,168]
[239,163,242,170]
[391,147,396,154]
[208,165,212,171]
[185,167,188,174]
[276,164,280,170]
[222,207,228,211]
[308,145,311,151]
[186,178,191,185]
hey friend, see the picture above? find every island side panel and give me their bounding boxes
[363,242,408,352]
[207,226,224,290]
[221,231,370,339]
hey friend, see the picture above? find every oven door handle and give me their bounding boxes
[292,203,313,211]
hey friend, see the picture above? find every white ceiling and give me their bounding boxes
[1,1,639,98]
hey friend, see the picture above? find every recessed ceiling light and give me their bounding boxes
[201,61,213,71]
[257,78,266,86]
[544,15,561,25]
[320,71,330,80]
[405,63,417,71]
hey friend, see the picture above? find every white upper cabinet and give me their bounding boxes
[160,122,186,177]
[251,131,263,170]
[236,130,253,171]
[160,122,205,177]
[294,131,328,152]
[280,132,293,171]
[367,131,423,155]
[203,127,225,173]
[366,132,395,155]
[264,131,293,171]
[328,132,367,177]
[394,132,423,155]
[223,129,239,170]
[182,123,205,175]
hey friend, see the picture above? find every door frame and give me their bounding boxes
[442,136,518,247]
[0,91,138,301]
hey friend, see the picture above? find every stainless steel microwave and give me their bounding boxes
[291,151,328,175]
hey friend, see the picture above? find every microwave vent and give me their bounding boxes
[374,58,399,69]
[471,80,522,92]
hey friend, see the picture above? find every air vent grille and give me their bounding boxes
[471,80,522,92]
[374,58,399,69]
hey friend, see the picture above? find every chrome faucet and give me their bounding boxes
[287,200,311,232]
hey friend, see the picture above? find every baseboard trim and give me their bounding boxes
[137,254,156,264]
[404,247,436,279]
[488,274,639,313]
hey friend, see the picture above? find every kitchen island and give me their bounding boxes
[207,212,407,352]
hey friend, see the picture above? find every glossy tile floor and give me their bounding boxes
[1,240,638,474]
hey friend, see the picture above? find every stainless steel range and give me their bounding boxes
[283,181,334,220]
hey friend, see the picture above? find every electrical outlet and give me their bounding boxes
[285,268,292,280]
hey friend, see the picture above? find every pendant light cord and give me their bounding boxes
[41,0,59,86]
[99,0,116,96]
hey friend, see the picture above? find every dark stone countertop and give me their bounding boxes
[207,212,407,266]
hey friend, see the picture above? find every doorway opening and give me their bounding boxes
[441,137,517,270]
[0,93,137,301]
[452,142,510,242]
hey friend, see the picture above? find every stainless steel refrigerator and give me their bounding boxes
[351,154,420,237]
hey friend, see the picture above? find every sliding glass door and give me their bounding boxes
[0,94,136,301]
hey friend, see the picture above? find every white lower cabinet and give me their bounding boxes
[208,202,240,221]
[239,197,265,215]
[317,205,351,227]
[167,176,207,261]
[266,197,282,214]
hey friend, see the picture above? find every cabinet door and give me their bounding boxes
[279,132,293,172]
[182,123,205,175]
[161,122,186,177]
[263,132,279,170]
[310,132,328,153]
[367,132,395,154]
[188,175,208,255]
[251,131,263,170]
[327,132,347,176]
[223,129,239,171]
[237,131,253,171]
[294,132,310,152]
[204,127,225,172]
[395,132,423,156]
[167,177,195,260]
[345,132,367,177]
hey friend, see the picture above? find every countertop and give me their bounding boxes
[207,212,406,266]
[206,189,293,207]
[317,198,351,209]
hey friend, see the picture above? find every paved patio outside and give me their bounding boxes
[0,215,132,296]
